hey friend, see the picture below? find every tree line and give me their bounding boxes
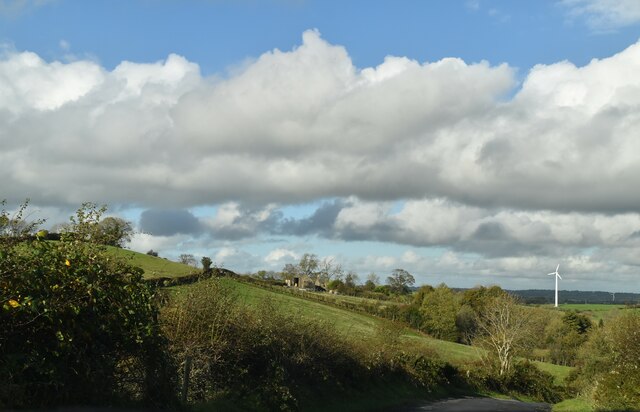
[274,253,416,296]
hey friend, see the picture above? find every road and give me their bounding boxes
[391,397,551,412]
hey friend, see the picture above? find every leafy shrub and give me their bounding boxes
[464,360,563,403]
[0,203,175,408]
[163,279,373,410]
[573,312,640,411]
[507,361,564,403]
[401,354,460,392]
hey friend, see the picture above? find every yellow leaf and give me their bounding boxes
[8,299,20,308]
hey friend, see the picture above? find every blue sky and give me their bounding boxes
[2,0,640,292]
[4,1,640,73]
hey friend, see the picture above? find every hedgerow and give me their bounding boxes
[0,202,175,408]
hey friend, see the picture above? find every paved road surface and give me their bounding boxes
[392,397,551,412]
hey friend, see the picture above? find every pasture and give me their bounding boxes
[548,303,639,322]
[171,276,573,385]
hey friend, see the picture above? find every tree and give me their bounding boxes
[298,253,319,286]
[418,284,460,341]
[455,305,477,344]
[96,217,133,247]
[327,279,344,292]
[317,257,343,287]
[280,263,298,282]
[461,285,508,313]
[475,294,533,376]
[546,310,592,366]
[201,256,213,275]
[56,204,132,248]
[179,253,197,267]
[363,272,379,291]
[386,268,415,294]
[342,271,360,295]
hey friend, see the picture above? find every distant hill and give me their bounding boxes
[507,289,640,305]
[105,246,198,279]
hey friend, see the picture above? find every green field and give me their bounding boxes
[548,303,638,322]
[106,246,198,278]
[119,249,573,400]
[173,276,573,386]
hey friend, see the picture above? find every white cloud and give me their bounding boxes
[3,30,640,212]
[562,0,640,31]
[128,232,189,255]
[0,50,104,112]
[264,248,298,263]
[4,30,640,289]
[334,197,640,260]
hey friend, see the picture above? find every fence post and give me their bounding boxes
[182,355,192,403]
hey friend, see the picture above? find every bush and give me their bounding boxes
[464,360,563,403]
[0,203,175,408]
[507,361,564,403]
[162,279,372,410]
[574,312,640,411]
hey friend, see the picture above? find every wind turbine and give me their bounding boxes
[547,264,562,308]
[610,292,616,302]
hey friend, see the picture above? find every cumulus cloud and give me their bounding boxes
[333,198,640,257]
[202,202,281,240]
[562,0,640,31]
[4,30,640,289]
[3,30,640,214]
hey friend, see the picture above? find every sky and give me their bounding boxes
[2,0,640,292]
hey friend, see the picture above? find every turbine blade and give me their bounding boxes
[556,264,560,272]
[557,274,562,280]
[547,272,555,275]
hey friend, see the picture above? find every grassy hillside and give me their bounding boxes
[106,246,197,278]
[172,276,572,385]
[103,249,573,390]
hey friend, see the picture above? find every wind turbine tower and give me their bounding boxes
[547,264,562,308]
[610,292,615,302]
